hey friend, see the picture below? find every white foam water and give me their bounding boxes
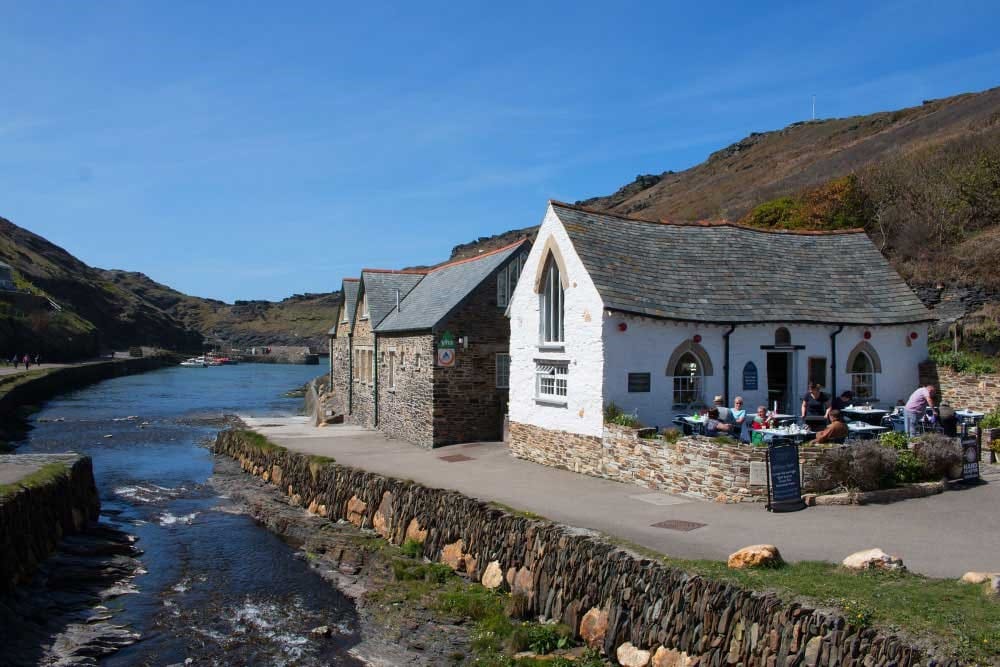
[158,512,198,526]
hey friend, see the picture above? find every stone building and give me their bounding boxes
[327,277,359,418]
[507,201,933,464]
[375,240,530,447]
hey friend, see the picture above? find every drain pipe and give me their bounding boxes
[723,323,737,404]
[830,325,844,397]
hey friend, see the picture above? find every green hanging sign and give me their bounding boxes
[439,331,456,349]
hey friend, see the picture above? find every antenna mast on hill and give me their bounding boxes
[812,95,816,120]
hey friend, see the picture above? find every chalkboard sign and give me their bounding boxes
[742,361,758,391]
[767,441,806,512]
[961,437,980,483]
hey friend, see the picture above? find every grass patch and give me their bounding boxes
[308,454,336,465]
[487,502,549,522]
[236,429,286,454]
[0,461,69,499]
[400,538,424,559]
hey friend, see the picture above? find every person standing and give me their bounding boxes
[801,383,830,432]
[22,353,30,370]
[904,384,936,436]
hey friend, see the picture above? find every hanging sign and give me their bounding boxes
[437,331,456,367]
[742,361,758,391]
[439,331,456,349]
[767,441,806,512]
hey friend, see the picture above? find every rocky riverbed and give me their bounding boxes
[209,451,474,666]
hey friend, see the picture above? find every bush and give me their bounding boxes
[392,559,453,584]
[660,427,681,444]
[826,442,898,491]
[400,538,424,559]
[509,622,574,654]
[894,449,927,484]
[930,349,997,374]
[879,431,909,451]
[913,434,962,479]
[980,407,1000,430]
[604,402,623,423]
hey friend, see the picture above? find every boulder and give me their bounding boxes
[841,548,904,571]
[960,571,999,585]
[578,607,608,648]
[513,566,535,599]
[727,544,783,569]
[441,540,467,571]
[481,561,504,589]
[373,492,392,539]
[617,641,652,667]
[651,646,694,667]
[405,518,427,543]
[345,496,367,527]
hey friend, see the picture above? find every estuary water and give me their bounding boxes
[16,363,363,666]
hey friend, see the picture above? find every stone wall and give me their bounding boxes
[510,421,837,502]
[328,334,351,417]
[216,429,947,666]
[377,333,435,447]
[349,307,376,429]
[0,454,100,591]
[920,361,1000,414]
[431,276,510,445]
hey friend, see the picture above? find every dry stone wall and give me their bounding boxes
[920,361,1000,414]
[377,333,435,447]
[510,422,837,502]
[0,454,100,591]
[328,334,351,417]
[216,429,947,666]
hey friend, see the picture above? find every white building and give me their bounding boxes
[507,201,933,451]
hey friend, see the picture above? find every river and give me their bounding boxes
[15,363,363,666]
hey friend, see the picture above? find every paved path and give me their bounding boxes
[243,416,1000,579]
[0,356,123,379]
[0,453,80,486]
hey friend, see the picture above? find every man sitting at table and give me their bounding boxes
[814,410,848,444]
[713,395,733,423]
[705,408,733,437]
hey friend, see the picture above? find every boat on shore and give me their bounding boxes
[179,357,207,367]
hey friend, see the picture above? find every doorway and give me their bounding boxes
[766,352,793,413]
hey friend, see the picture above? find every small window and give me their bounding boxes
[535,361,568,401]
[388,350,396,390]
[496,353,511,389]
[539,254,564,343]
[415,353,421,370]
[628,372,651,393]
[808,357,827,389]
[671,352,702,406]
[850,351,876,400]
[361,293,369,319]
[497,253,526,308]
[775,327,791,346]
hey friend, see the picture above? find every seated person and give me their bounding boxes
[713,395,732,423]
[705,408,732,437]
[814,410,848,444]
[750,405,770,430]
[731,396,747,426]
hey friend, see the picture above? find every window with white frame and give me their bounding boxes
[850,351,876,400]
[496,253,527,308]
[671,352,703,406]
[496,353,510,389]
[535,361,568,401]
[539,254,564,344]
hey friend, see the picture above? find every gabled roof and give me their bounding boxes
[328,278,360,335]
[376,240,530,333]
[550,201,933,325]
[359,270,425,328]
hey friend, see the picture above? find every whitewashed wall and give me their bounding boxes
[602,318,930,428]
[508,205,606,437]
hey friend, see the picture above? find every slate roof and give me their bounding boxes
[359,270,425,328]
[551,201,933,325]
[377,240,530,333]
[328,279,360,335]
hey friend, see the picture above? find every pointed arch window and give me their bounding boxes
[850,351,876,400]
[540,254,564,344]
[672,352,703,406]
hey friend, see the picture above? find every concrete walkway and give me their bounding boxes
[242,416,1000,579]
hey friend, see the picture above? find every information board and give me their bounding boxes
[962,437,980,483]
[767,441,805,512]
[742,362,758,391]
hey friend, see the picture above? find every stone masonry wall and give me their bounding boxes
[377,333,435,447]
[510,422,837,502]
[0,454,100,591]
[329,335,351,417]
[431,275,511,445]
[217,429,946,666]
[920,361,1000,414]
[349,303,376,429]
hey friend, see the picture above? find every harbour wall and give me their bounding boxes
[215,429,946,666]
[0,454,100,591]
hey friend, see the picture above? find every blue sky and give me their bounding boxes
[1,1,998,302]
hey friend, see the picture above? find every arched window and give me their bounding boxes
[775,327,791,346]
[850,351,876,400]
[672,352,703,406]
[539,254,564,343]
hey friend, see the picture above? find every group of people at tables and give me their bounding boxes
[701,385,861,444]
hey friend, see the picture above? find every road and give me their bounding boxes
[241,416,1000,579]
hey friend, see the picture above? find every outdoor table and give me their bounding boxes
[680,416,707,435]
[759,427,811,443]
[846,422,887,439]
[769,413,796,426]
[955,409,984,424]
[842,406,888,426]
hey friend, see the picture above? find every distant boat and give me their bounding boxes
[179,357,207,367]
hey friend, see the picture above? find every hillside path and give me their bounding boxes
[241,416,1000,579]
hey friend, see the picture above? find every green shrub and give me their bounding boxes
[660,427,681,444]
[603,402,623,423]
[912,434,962,479]
[609,412,641,428]
[894,449,927,484]
[400,538,424,559]
[509,622,574,654]
[391,559,453,584]
[930,349,997,374]
[438,585,505,621]
[826,442,898,490]
[979,407,1000,430]
[879,431,909,451]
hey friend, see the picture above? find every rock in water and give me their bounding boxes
[310,625,332,637]
[727,544,783,569]
[841,548,905,571]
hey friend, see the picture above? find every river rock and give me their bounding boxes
[617,641,652,667]
[310,625,332,637]
[841,548,904,571]
[345,495,367,527]
[481,561,504,589]
[579,607,608,648]
[652,646,695,667]
[727,544,783,569]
